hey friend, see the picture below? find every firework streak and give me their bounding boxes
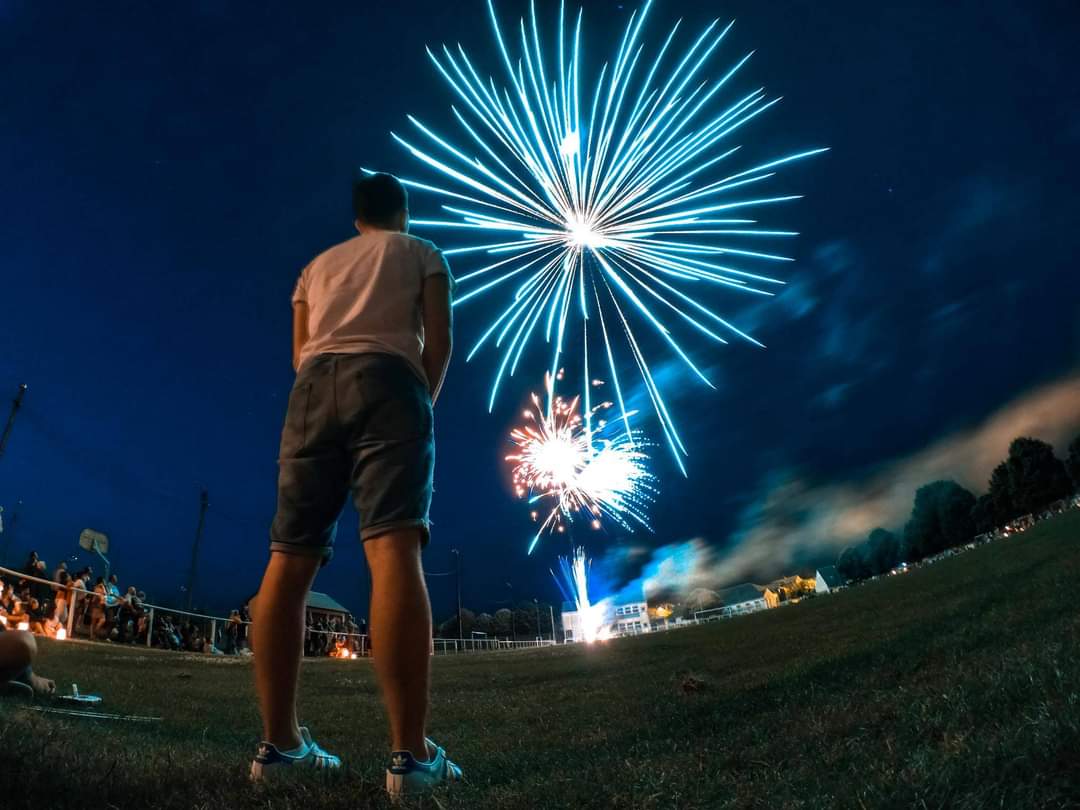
[552,546,612,643]
[384,0,827,472]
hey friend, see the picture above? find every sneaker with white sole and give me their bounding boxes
[386,738,463,797]
[250,726,341,781]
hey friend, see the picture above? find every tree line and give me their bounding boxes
[837,434,1080,582]
[435,599,560,640]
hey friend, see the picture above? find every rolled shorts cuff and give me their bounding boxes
[360,518,431,546]
[269,540,335,564]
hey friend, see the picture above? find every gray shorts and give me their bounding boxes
[270,352,434,562]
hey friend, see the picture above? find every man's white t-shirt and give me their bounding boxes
[292,230,453,383]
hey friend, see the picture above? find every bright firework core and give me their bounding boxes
[565,215,608,250]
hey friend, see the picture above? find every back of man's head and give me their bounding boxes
[352,172,408,229]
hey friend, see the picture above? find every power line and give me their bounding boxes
[0,384,28,461]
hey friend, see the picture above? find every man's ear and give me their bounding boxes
[354,219,363,233]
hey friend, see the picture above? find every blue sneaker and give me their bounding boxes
[250,726,341,781]
[386,738,463,798]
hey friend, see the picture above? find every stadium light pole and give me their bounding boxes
[184,489,209,611]
[451,548,463,639]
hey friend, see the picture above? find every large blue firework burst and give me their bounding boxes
[387,0,826,473]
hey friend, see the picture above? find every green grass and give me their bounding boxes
[3,511,1079,810]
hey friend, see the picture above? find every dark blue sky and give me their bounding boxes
[1,1,1078,619]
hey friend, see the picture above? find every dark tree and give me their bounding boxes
[1004,437,1072,516]
[971,493,996,534]
[493,608,513,638]
[904,480,976,560]
[473,612,495,637]
[837,545,867,581]
[1066,434,1080,490]
[436,608,474,639]
[863,528,902,576]
[986,462,1017,526]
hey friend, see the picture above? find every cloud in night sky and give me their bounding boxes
[611,372,1080,600]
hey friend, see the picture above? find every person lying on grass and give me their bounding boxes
[248,172,462,798]
[0,627,56,698]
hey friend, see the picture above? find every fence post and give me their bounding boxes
[66,591,78,638]
[210,619,217,654]
[146,607,154,648]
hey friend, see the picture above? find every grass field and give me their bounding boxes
[2,511,1079,810]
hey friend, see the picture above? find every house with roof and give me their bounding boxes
[306,591,351,624]
[815,566,846,593]
[696,583,770,621]
[718,583,769,616]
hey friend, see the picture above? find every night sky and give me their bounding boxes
[2,1,1078,620]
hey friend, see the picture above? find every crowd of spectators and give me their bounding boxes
[0,551,155,645]
[3,552,370,658]
[304,611,366,657]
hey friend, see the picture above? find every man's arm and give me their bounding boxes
[421,275,453,404]
[292,301,310,372]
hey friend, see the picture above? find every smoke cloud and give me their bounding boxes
[613,373,1080,600]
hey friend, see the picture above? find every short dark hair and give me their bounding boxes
[352,172,408,226]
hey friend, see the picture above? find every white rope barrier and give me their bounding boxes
[0,564,557,657]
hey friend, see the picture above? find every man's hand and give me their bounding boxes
[292,301,310,372]
[421,275,453,404]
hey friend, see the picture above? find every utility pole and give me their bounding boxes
[533,598,541,642]
[185,489,209,611]
[549,603,557,644]
[451,548,463,639]
[0,384,28,461]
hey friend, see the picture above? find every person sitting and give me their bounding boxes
[0,627,55,698]
[26,598,48,636]
[89,578,110,641]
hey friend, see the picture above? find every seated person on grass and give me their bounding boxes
[0,627,55,698]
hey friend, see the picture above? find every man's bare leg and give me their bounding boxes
[364,529,431,758]
[252,551,321,750]
[0,630,55,695]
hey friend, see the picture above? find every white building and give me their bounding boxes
[561,597,651,643]
[814,566,846,594]
[560,601,586,643]
[610,600,650,637]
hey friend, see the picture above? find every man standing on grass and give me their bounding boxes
[248,172,462,798]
